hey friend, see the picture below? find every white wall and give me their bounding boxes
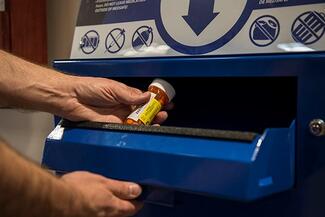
[47,0,81,64]
[0,0,80,162]
[0,110,53,162]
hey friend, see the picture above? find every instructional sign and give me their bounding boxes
[71,0,325,58]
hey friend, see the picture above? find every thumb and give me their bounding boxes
[106,179,142,200]
[116,86,151,105]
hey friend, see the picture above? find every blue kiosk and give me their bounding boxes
[43,1,325,216]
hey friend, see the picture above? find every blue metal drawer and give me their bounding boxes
[43,121,295,201]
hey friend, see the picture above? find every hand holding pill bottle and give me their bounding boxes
[125,79,175,125]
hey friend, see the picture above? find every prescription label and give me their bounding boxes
[139,98,162,125]
[127,93,161,125]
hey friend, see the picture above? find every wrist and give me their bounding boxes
[0,50,77,113]
[47,74,82,118]
[59,179,96,217]
[26,71,80,116]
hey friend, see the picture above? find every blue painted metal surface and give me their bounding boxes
[43,53,325,216]
[43,121,295,201]
[53,53,324,77]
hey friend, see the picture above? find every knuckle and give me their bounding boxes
[104,192,115,204]
[107,180,130,197]
[117,184,130,197]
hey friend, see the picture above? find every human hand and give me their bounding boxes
[56,76,169,124]
[0,51,170,124]
[61,171,143,217]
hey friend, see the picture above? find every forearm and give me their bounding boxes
[0,139,93,217]
[0,50,75,114]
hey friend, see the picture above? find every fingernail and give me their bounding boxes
[129,184,141,197]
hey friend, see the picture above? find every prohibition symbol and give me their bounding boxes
[249,15,280,47]
[80,30,100,54]
[292,11,325,45]
[132,26,154,51]
[105,28,126,54]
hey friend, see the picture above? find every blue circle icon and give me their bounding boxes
[105,28,126,54]
[80,30,100,54]
[249,15,280,47]
[155,0,255,55]
[291,11,325,45]
[132,26,154,51]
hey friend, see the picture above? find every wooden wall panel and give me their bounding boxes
[0,0,11,51]
[10,0,47,64]
[0,0,47,64]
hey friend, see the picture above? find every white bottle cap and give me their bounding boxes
[150,79,176,102]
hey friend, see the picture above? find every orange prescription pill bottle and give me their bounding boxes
[125,79,176,125]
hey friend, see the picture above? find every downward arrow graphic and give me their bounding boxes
[182,0,219,36]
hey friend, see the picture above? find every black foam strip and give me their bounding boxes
[61,120,257,142]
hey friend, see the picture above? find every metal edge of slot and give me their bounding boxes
[61,120,258,142]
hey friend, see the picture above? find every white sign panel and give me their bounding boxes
[71,0,325,59]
